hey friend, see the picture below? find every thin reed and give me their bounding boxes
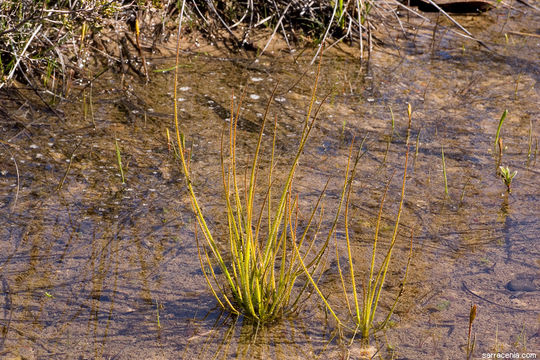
[441,144,449,197]
[115,139,125,184]
[494,109,508,151]
[527,118,533,161]
[466,304,477,360]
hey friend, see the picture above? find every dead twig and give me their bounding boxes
[1,24,42,89]
[260,2,292,56]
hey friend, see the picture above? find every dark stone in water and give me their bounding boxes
[506,278,537,292]
[406,0,494,13]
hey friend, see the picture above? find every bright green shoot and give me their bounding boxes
[499,166,517,193]
[337,0,345,29]
[494,109,508,151]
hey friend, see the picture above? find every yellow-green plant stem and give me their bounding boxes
[441,144,448,197]
[360,172,393,338]
[527,118,532,161]
[378,230,414,331]
[494,109,508,151]
[156,300,161,329]
[293,138,366,328]
[292,141,362,328]
[359,104,413,340]
[115,139,125,184]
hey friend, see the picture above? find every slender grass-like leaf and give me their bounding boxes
[441,144,448,197]
[115,139,125,184]
[527,118,532,160]
[494,109,508,150]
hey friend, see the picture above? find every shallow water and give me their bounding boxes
[1,4,539,359]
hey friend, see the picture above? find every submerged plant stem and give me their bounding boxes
[115,139,125,184]
[441,144,448,197]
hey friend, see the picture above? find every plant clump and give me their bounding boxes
[174,54,353,323]
[300,104,414,344]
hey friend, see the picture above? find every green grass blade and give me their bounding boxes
[441,144,448,197]
[494,109,508,150]
[115,139,125,184]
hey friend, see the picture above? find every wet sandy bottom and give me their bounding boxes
[1,4,539,359]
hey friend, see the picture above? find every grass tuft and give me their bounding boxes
[349,103,413,341]
[296,104,414,342]
[173,33,352,322]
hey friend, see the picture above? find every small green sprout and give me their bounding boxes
[499,166,517,193]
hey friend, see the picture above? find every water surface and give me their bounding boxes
[1,4,539,359]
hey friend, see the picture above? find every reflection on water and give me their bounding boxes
[1,4,539,359]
